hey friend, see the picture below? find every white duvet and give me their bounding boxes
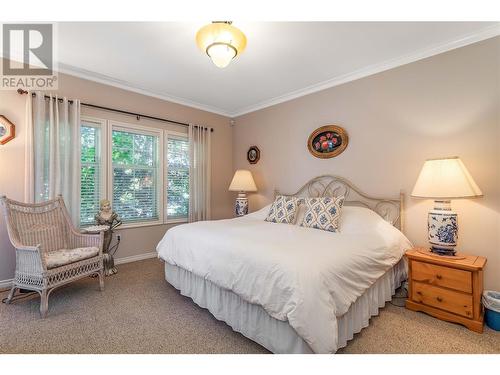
[156,205,412,353]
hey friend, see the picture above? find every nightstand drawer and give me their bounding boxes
[412,281,473,318]
[412,261,472,293]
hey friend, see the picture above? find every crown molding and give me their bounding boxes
[57,63,233,117]
[3,24,498,118]
[230,23,500,118]
[0,51,232,116]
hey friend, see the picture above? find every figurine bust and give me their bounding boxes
[95,199,122,230]
[94,199,121,276]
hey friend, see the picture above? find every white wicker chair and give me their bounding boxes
[1,195,104,318]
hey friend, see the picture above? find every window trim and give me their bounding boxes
[107,120,165,229]
[164,130,189,224]
[80,116,107,227]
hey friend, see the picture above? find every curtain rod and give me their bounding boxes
[17,89,214,132]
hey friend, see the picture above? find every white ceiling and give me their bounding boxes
[56,22,500,117]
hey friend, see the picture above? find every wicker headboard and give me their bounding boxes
[275,175,404,231]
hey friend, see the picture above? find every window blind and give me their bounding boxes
[166,136,189,220]
[112,129,159,223]
[80,124,102,225]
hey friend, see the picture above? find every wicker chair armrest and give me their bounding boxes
[69,231,104,255]
[14,244,47,273]
[16,244,40,253]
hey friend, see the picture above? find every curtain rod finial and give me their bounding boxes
[17,88,28,95]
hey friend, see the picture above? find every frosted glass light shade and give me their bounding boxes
[411,157,482,199]
[229,170,257,192]
[196,22,247,68]
[207,43,236,68]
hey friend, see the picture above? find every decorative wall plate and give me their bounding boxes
[0,115,15,145]
[247,145,260,164]
[307,125,348,159]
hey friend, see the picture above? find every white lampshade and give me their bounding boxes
[229,170,257,192]
[411,157,482,199]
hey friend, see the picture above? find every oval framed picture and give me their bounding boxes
[247,146,260,164]
[307,125,348,159]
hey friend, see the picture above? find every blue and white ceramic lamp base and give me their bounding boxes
[428,200,458,256]
[235,192,249,216]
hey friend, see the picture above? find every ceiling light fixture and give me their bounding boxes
[196,21,247,68]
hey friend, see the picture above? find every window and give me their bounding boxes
[78,118,189,228]
[80,119,104,225]
[111,125,161,224]
[166,134,189,221]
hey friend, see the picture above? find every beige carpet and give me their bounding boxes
[0,258,498,354]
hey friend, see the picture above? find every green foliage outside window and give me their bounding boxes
[79,123,190,226]
[80,125,100,225]
[112,130,158,222]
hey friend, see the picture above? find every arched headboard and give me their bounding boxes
[275,175,404,232]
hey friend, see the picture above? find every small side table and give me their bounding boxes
[405,247,487,333]
[82,225,118,276]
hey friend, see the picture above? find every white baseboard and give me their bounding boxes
[0,278,13,290]
[114,251,158,265]
[0,252,158,289]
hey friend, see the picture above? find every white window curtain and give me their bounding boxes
[188,124,211,222]
[25,91,81,225]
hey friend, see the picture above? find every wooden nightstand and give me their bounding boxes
[405,248,487,333]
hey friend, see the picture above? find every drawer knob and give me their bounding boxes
[416,291,422,295]
[436,297,443,302]
[436,275,442,280]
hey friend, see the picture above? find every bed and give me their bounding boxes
[156,175,412,353]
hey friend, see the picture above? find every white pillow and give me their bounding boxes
[297,204,393,232]
[340,205,393,233]
[245,204,272,220]
[341,206,414,254]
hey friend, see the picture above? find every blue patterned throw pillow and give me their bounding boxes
[265,196,303,224]
[300,196,345,232]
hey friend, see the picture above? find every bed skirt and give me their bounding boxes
[164,259,407,354]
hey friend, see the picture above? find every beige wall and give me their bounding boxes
[233,37,500,290]
[0,70,234,282]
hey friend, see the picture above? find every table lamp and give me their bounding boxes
[411,156,482,256]
[229,169,257,216]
